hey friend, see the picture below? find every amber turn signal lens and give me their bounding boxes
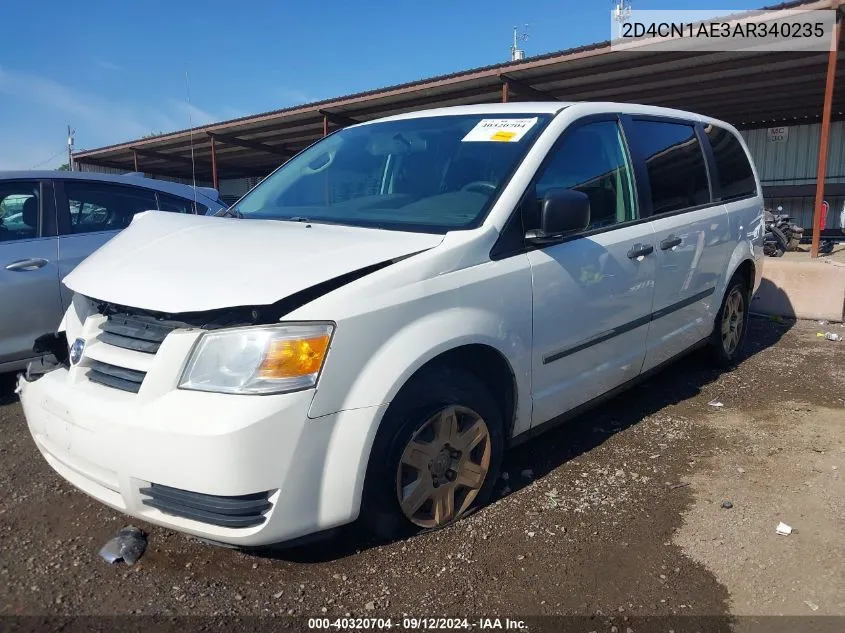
[256,335,330,379]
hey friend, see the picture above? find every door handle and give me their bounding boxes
[660,236,683,250]
[627,244,654,260]
[5,258,49,272]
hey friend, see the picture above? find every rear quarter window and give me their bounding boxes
[157,192,208,215]
[704,125,757,201]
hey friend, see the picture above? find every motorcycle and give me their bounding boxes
[764,206,804,257]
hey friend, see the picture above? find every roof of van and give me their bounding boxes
[367,102,573,122]
[367,102,718,126]
[0,170,223,205]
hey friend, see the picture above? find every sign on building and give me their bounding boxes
[767,126,789,143]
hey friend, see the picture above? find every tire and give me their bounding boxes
[764,241,785,257]
[360,366,504,541]
[710,275,750,367]
[768,226,788,257]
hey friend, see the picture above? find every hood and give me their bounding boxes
[63,211,444,313]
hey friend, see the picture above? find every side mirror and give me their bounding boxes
[525,189,590,244]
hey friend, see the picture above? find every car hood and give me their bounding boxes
[63,211,444,314]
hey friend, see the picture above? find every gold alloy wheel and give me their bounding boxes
[721,286,745,356]
[396,405,492,528]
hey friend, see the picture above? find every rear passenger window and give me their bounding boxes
[158,193,200,214]
[534,120,637,230]
[634,121,710,214]
[64,183,157,234]
[704,125,757,201]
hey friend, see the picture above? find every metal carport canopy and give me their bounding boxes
[74,0,844,184]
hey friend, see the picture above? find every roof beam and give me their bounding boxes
[499,74,561,101]
[131,147,211,168]
[555,60,831,104]
[526,51,823,98]
[717,104,845,124]
[326,84,501,119]
[319,109,359,127]
[657,92,833,116]
[80,156,262,181]
[207,131,293,157]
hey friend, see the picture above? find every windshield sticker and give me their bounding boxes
[462,117,538,143]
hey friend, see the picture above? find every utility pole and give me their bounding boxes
[67,125,75,171]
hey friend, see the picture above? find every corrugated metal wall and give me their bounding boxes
[767,195,845,231]
[740,122,845,229]
[76,163,212,187]
[218,177,260,203]
[76,163,255,205]
[741,121,845,186]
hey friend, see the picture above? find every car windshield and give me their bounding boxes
[232,113,552,233]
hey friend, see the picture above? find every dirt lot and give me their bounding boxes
[0,318,843,626]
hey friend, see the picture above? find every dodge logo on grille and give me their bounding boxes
[69,338,86,365]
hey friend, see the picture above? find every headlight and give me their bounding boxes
[179,323,334,395]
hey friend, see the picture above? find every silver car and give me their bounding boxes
[0,171,226,373]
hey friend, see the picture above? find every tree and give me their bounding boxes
[57,163,69,171]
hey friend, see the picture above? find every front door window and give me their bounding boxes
[533,120,638,230]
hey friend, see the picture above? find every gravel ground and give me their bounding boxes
[0,317,842,623]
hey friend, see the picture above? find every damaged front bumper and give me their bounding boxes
[21,356,66,384]
[17,368,380,547]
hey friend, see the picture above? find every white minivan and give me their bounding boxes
[19,102,764,547]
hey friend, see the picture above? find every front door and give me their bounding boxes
[527,118,657,426]
[0,180,62,367]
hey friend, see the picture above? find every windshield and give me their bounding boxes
[232,113,552,233]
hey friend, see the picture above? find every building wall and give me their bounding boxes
[767,195,845,231]
[76,163,212,188]
[76,162,256,205]
[218,177,261,204]
[740,121,845,186]
[740,122,845,229]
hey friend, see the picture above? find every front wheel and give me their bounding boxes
[710,277,750,367]
[360,367,504,540]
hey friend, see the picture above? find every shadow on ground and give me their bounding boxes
[262,316,793,563]
[0,372,20,405]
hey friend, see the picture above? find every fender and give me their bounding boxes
[302,253,535,427]
[719,194,765,306]
[720,228,763,306]
[332,308,529,425]
[310,310,531,528]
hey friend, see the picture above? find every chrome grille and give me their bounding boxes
[87,360,146,393]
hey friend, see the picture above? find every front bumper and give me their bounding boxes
[19,368,384,547]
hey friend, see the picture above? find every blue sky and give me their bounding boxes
[0,0,756,169]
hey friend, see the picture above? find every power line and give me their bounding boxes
[30,147,68,169]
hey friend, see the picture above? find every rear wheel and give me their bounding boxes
[361,367,504,540]
[710,276,749,367]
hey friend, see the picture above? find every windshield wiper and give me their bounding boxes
[287,216,311,223]
[215,207,242,218]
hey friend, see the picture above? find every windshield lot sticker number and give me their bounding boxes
[462,118,538,143]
